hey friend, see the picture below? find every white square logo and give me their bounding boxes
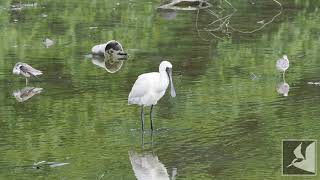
[282,140,317,176]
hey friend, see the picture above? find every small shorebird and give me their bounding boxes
[12,62,43,85]
[91,40,128,60]
[276,55,289,79]
[128,61,176,131]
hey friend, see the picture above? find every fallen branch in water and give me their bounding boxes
[196,0,283,41]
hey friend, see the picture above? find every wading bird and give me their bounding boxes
[276,55,289,79]
[12,62,43,85]
[91,40,128,60]
[128,61,176,131]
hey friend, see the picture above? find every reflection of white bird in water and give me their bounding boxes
[91,40,128,59]
[13,87,43,102]
[129,152,175,180]
[12,62,43,85]
[276,55,289,79]
[129,132,177,180]
[276,82,290,97]
[91,56,124,73]
[287,142,316,173]
[128,61,176,131]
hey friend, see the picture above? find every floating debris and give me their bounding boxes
[250,72,257,80]
[307,82,320,85]
[10,3,37,11]
[48,162,69,168]
[34,161,46,166]
[158,0,212,11]
[89,26,98,30]
[41,13,48,18]
[33,161,69,169]
[42,38,54,48]
[13,87,43,102]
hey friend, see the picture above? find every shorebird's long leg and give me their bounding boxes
[282,71,286,81]
[141,106,144,131]
[25,78,28,85]
[150,105,154,131]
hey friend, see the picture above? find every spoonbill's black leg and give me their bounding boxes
[150,105,154,131]
[141,106,144,131]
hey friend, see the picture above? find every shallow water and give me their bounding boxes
[0,0,320,179]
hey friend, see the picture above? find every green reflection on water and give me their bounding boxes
[0,0,320,179]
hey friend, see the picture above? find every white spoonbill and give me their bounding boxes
[276,55,289,79]
[13,62,43,85]
[128,61,176,131]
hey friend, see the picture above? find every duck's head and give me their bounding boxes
[104,40,128,60]
[13,62,23,75]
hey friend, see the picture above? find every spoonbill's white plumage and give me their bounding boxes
[91,40,128,60]
[128,61,176,131]
[276,55,289,78]
[13,62,43,85]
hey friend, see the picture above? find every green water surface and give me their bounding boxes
[0,0,320,179]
